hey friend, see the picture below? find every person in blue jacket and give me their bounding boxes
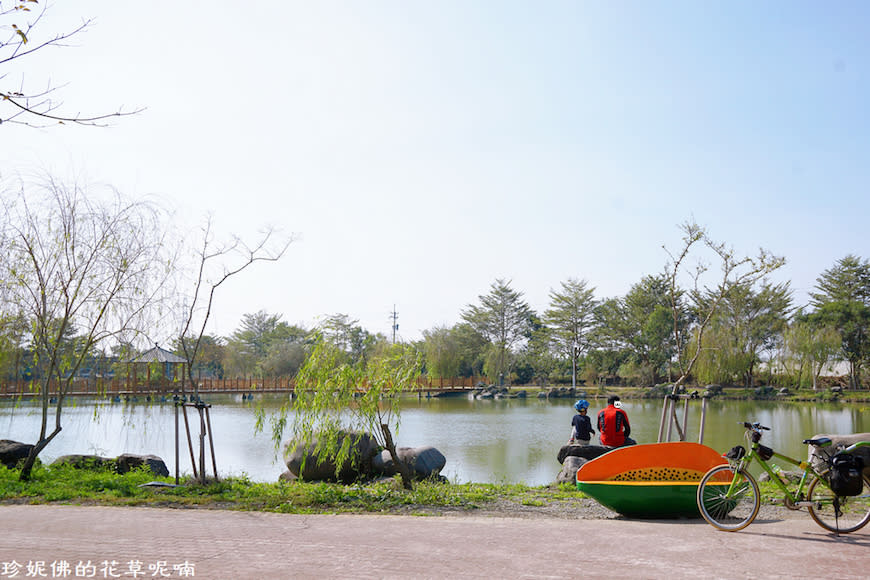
[569,399,595,445]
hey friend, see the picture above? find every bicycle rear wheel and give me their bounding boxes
[696,465,760,531]
[806,474,870,534]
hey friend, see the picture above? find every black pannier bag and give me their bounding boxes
[725,445,746,460]
[829,452,865,497]
[756,444,774,461]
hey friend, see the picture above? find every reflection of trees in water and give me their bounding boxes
[2,398,867,483]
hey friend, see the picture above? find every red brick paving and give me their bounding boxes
[1,505,868,579]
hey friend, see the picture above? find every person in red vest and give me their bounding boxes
[597,395,636,447]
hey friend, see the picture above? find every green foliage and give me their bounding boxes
[223,311,309,378]
[0,464,532,514]
[544,278,598,373]
[0,462,163,503]
[692,280,792,387]
[263,335,422,486]
[422,325,463,379]
[461,279,535,381]
[593,276,676,385]
[810,255,870,306]
[782,317,841,389]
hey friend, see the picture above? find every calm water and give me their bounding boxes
[1,395,867,485]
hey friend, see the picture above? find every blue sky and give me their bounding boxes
[3,2,868,341]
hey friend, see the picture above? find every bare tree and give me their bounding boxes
[171,216,292,483]
[0,176,171,480]
[176,217,293,398]
[659,221,784,442]
[1,1,141,126]
[665,221,785,392]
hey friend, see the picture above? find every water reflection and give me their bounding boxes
[1,395,866,485]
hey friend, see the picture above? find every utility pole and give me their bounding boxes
[390,305,399,343]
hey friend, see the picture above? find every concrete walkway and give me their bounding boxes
[1,505,868,579]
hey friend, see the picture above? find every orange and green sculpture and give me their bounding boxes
[576,442,726,518]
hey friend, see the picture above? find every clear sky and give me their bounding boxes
[3,1,869,342]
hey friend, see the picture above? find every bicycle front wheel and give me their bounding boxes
[697,465,760,531]
[807,474,870,534]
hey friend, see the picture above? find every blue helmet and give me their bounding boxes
[574,399,589,412]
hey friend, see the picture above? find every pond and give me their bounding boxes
[1,394,867,485]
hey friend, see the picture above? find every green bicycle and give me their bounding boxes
[696,421,870,533]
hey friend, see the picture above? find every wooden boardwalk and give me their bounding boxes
[0,376,487,399]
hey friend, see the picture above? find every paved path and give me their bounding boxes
[1,505,868,579]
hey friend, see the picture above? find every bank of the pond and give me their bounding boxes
[0,463,811,523]
[570,384,870,404]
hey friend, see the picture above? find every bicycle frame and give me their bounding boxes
[732,429,869,507]
[736,444,818,505]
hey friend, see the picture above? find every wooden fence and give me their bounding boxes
[0,375,489,398]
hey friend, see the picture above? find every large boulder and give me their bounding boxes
[557,456,587,484]
[116,453,170,477]
[557,444,610,465]
[50,453,170,477]
[52,454,113,470]
[373,446,447,480]
[0,440,33,469]
[807,433,870,479]
[284,431,379,483]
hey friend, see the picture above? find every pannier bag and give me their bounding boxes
[724,445,746,460]
[756,444,774,461]
[829,452,865,497]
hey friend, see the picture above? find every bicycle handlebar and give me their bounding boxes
[741,421,770,431]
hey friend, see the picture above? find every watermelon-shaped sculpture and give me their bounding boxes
[576,442,726,518]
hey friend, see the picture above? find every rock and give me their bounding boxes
[116,454,170,477]
[758,470,803,484]
[807,433,870,479]
[557,456,587,484]
[284,431,379,483]
[374,446,447,480]
[557,444,610,464]
[278,470,297,483]
[704,384,723,395]
[0,439,33,469]
[400,446,446,479]
[52,454,113,470]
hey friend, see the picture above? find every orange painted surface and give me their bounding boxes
[576,442,727,482]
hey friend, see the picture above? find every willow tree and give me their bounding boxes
[265,336,422,489]
[782,318,841,390]
[691,280,792,387]
[0,177,170,480]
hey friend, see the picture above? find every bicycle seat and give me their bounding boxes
[802,437,832,447]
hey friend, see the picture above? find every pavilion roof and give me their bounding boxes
[127,345,187,364]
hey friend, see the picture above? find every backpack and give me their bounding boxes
[829,452,865,497]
